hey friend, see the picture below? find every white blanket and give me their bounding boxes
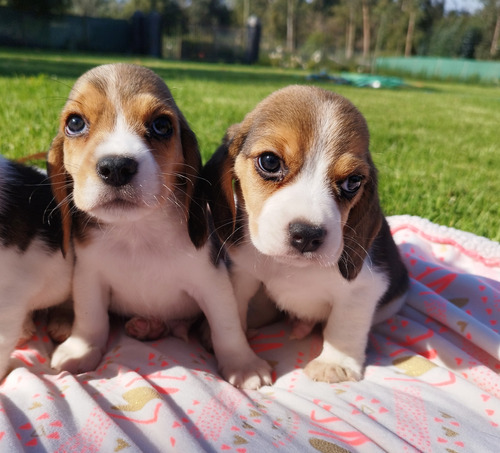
[1,215,499,452]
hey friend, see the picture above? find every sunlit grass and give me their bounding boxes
[0,48,498,241]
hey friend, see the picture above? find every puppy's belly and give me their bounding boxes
[108,279,201,320]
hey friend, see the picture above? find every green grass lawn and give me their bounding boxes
[1,48,498,242]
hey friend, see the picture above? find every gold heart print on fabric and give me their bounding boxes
[393,355,437,377]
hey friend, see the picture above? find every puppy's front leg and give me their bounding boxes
[304,301,376,383]
[51,270,109,374]
[193,267,272,390]
[231,267,262,333]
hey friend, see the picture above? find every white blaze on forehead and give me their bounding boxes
[94,109,147,160]
[313,98,343,160]
[251,112,344,260]
[94,67,145,160]
[92,76,157,172]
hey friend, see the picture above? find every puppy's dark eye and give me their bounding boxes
[256,152,286,181]
[151,115,173,138]
[340,175,363,198]
[65,114,87,136]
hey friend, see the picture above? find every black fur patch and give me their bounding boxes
[370,217,410,308]
[206,213,228,267]
[0,160,63,252]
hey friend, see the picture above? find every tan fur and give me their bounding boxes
[203,85,409,384]
[48,64,272,390]
[204,85,380,279]
[48,63,205,251]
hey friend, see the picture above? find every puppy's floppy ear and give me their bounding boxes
[338,161,383,281]
[47,134,72,256]
[178,114,208,249]
[201,125,241,243]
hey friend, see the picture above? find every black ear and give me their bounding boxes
[338,164,382,281]
[201,133,237,243]
[178,114,208,249]
[187,173,209,249]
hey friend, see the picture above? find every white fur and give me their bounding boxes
[52,199,270,389]
[230,113,391,382]
[50,65,271,389]
[0,238,72,378]
[231,236,388,381]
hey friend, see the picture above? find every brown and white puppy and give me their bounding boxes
[48,64,271,389]
[203,85,409,383]
[0,156,72,379]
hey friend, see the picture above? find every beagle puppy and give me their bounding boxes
[203,85,409,383]
[48,64,271,389]
[0,156,72,379]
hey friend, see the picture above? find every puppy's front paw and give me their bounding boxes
[51,336,103,374]
[220,355,273,390]
[304,358,362,383]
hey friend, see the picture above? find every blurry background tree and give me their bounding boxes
[0,0,497,65]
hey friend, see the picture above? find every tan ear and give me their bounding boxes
[338,163,383,281]
[178,115,208,249]
[201,126,242,243]
[47,134,72,256]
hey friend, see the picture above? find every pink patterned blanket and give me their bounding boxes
[1,215,499,452]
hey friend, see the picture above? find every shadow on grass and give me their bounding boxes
[0,51,303,86]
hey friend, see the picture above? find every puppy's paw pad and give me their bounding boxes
[289,318,316,340]
[125,317,166,341]
[51,337,102,374]
[221,357,273,390]
[47,319,73,344]
[304,359,362,383]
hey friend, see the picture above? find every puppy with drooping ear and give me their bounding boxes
[203,85,409,383]
[48,63,271,389]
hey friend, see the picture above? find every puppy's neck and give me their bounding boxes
[75,201,188,247]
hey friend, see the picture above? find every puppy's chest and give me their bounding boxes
[80,222,199,314]
[233,247,345,321]
[265,267,338,321]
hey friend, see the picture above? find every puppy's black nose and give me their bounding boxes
[96,156,138,187]
[289,222,326,253]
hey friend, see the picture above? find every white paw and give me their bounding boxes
[51,336,103,374]
[304,357,362,383]
[219,354,273,390]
